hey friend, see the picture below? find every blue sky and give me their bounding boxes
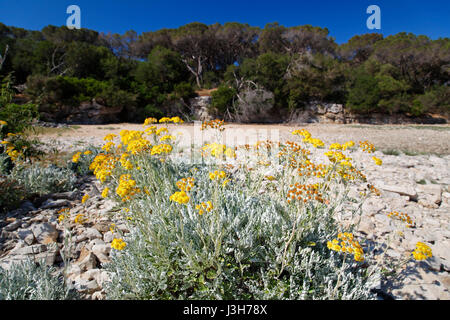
[0,0,449,43]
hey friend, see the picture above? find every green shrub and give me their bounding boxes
[0,175,25,214]
[26,75,135,109]
[1,77,38,137]
[211,85,236,115]
[172,82,197,101]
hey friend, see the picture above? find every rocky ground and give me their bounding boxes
[1,123,449,300]
[0,176,125,299]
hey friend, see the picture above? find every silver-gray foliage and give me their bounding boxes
[104,160,380,300]
[11,163,77,195]
[0,260,79,300]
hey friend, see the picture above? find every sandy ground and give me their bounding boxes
[38,123,450,155]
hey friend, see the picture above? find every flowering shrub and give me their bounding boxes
[90,121,391,300]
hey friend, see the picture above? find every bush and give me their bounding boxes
[103,158,379,300]
[68,146,101,176]
[211,85,236,116]
[26,75,135,109]
[0,175,25,214]
[1,76,38,136]
[97,128,381,300]
[0,260,79,300]
[172,82,197,101]
[10,163,77,196]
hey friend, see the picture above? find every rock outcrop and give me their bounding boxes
[39,99,123,124]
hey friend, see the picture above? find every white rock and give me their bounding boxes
[75,248,98,271]
[379,184,418,201]
[31,222,59,244]
[92,243,111,264]
[40,199,71,209]
[103,231,114,243]
[17,228,35,245]
[84,228,103,240]
[4,220,22,232]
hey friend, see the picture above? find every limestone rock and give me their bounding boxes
[379,184,418,201]
[31,222,59,244]
[92,243,111,264]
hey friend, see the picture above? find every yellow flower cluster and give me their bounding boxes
[324,150,351,163]
[74,214,87,224]
[127,138,152,155]
[176,177,195,192]
[111,238,127,250]
[388,211,414,227]
[72,152,82,163]
[156,127,169,136]
[327,233,364,262]
[329,141,355,151]
[359,141,375,153]
[81,194,89,204]
[202,143,236,159]
[412,242,432,261]
[159,135,175,142]
[6,146,21,161]
[57,208,70,223]
[195,201,213,215]
[102,141,115,152]
[287,183,324,204]
[201,119,225,131]
[169,190,190,204]
[103,134,117,142]
[144,125,157,135]
[72,150,93,163]
[372,156,382,166]
[89,153,117,182]
[120,130,144,146]
[150,144,173,156]
[116,174,140,201]
[292,129,324,148]
[143,117,158,126]
[159,116,184,124]
[209,170,226,181]
[101,187,109,198]
[120,153,133,170]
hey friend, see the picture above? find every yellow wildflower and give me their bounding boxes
[81,194,89,204]
[412,242,432,261]
[103,134,117,142]
[74,214,86,224]
[169,190,190,204]
[372,156,382,166]
[101,187,109,198]
[143,117,158,126]
[111,238,127,250]
[195,201,213,215]
[72,152,82,163]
